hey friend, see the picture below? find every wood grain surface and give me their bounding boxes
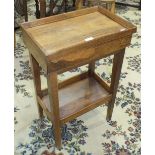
[21,6,136,148]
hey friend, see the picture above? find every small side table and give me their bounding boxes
[21,6,136,149]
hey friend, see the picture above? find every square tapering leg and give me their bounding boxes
[106,49,125,121]
[47,72,62,149]
[88,61,95,75]
[29,54,43,118]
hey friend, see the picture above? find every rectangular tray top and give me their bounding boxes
[25,12,124,56]
[21,6,136,60]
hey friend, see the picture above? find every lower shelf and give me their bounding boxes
[42,76,112,124]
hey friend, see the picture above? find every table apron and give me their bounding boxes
[47,35,131,73]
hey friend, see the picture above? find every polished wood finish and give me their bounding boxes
[41,72,89,95]
[22,29,48,72]
[29,54,43,118]
[92,72,110,93]
[37,95,51,119]
[42,76,112,124]
[21,7,97,29]
[88,62,95,75]
[40,0,46,18]
[26,12,124,54]
[21,7,136,73]
[106,49,125,121]
[47,72,61,149]
[21,7,136,148]
[41,71,110,96]
[58,72,89,89]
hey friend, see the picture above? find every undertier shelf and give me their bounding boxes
[42,76,112,124]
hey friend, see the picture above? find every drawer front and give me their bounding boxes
[48,36,131,73]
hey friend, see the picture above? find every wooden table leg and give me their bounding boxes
[49,0,55,15]
[111,1,115,14]
[23,0,28,21]
[47,72,61,149]
[73,0,76,7]
[35,0,40,18]
[104,1,115,14]
[75,0,83,10]
[64,0,68,12]
[106,49,125,121]
[40,0,46,18]
[88,61,95,75]
[29,54,43,118]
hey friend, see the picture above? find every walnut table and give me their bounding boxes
[21,6,136,149]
